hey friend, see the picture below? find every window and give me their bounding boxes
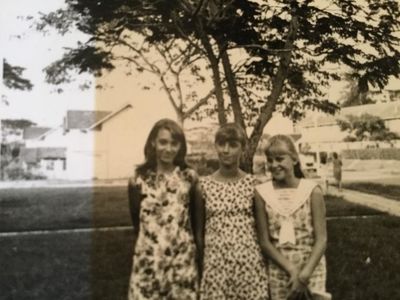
[46,160,55,170]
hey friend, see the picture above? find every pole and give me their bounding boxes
[313,114,321,176]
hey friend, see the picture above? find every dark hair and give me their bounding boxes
[214,123,247,148]
[264,134,305,178]
[136,118,188,177]
[332,152,338,159]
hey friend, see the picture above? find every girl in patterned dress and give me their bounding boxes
[254,135,330,300]
[198,123,270,300]
[127,119,205,300]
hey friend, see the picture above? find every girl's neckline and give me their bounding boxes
[208,170,249,184]
[272,178,302,190]
[156,165,179,176]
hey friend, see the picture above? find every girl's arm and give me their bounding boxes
[254,191,298,278]
[298,186,328,284]
[128,176,142,253]
[190,177,205,280]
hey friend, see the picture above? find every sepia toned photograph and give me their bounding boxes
[1,1,399,299]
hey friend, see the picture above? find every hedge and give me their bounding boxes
[341,148,400,160]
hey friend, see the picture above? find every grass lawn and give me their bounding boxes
[0,186,132,232]
[326,215,400,300]
[343,182,400,201]
[0,230,134,300]
[1,187,399,299]
[325,194,385,217]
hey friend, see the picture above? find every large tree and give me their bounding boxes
[38,0,400,171]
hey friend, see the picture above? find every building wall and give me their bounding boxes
[94,108,144,179]
[39,159,66,179]
[386,119,400,134]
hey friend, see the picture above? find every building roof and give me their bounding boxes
[64,104,133,130]
[23,127,52,140]
[64,110,112,130]
[89,103,133,130]
[20,147,66,163]
[299,101,400,128]
[38,147,66,159]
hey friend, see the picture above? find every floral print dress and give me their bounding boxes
[199,174,269,300]
[128,167,198,300]
[255,179,328,300]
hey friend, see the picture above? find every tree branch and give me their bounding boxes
[183,88,215,118]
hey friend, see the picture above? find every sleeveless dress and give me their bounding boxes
[255,179,327,300]
[199,174,269,300]
[128,167,198,300]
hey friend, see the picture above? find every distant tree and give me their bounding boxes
[337,113,399,142]
[38,0,400,171]
[2,59,33,91]
[1,119,36,130]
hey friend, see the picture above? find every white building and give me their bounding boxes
[21,103,141,180]
[296,101,400,153]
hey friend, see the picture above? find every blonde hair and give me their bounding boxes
[264,134,305,178]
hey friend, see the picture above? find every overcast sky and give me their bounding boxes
[0,0,97,127]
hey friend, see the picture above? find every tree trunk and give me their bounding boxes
[218,42,246,132]
[243,15,300,173]
[176,112,184,128]
[195,20,227,125]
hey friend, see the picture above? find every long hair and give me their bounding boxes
[264,134,305,178]
[136,118,188,177]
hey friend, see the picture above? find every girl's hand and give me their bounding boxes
[298,270,311,287]
[287,271,308,300]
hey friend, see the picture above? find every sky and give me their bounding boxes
[0,0,96,126]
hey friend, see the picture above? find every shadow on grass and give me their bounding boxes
[0,229,134,300]
[325,194,386,217]
[343,182,400,202]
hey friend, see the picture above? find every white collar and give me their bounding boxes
[255,179,317,216]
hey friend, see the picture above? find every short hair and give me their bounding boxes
[214,123,247,148]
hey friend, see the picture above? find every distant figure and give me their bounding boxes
[255,134,330,300]
[127,118,204,300]
[332,152,342,192]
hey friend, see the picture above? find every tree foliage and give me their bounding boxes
[2,59,33,91]
[340,73,375,107]
[1,119,36,131]
[337,113,399,142]
[38,0,400,171]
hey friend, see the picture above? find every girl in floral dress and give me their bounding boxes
[254,135,330,300]
[198,123,269,300]
[127,119,204,300]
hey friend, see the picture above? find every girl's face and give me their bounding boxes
[266,142,297,182]
[153,128,181,166]
[215,139,243,167]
